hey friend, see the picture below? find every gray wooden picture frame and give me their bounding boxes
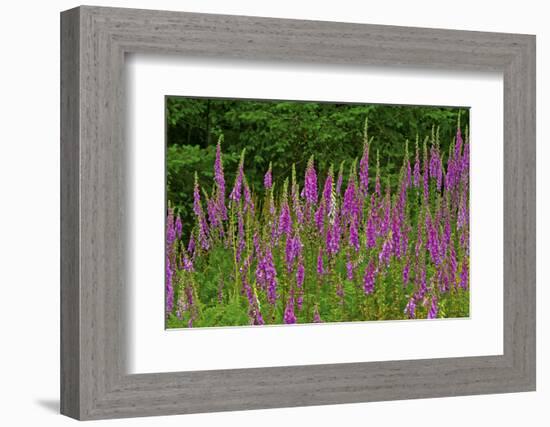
[60,5,536,420]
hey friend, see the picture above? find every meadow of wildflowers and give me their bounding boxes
[165,118,470,328]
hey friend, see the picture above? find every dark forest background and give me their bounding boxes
[166,97,469,232]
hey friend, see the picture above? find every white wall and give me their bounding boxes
[0,0,547,425]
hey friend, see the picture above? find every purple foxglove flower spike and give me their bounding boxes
[304,155,318,206]
[214,137,227,220]
[277,178,292,236]
[326,213,341,257]
[429,139,443,193]
[253,232,261,257]
[193,173,203,218]
[379,189,391,237]
[314,201,325,235]
[255,258,266,291]
[264,247,278,305]
[436,157,443,191]
[198,217,209,251]
[391,208,402,259]
[279,201,291,236]
[182,254,194,272]
[346,259,354,281]
[402,260,410,286]
[405,297,416,319]
[323,167,334,216]
[349,215,360,252]
[242,276,263,325]
[440,267,450,293]
[214,137,226,193]
[293,192,304,226]
[379,234,393,266]
[175,216,182,240]
[254,310,264,326]
[317,248,325,276]
[206,196,219,230]
[270,217,278,247]
[413,151,421,188]
[285,235,298,272]
[166,207,176,250]
[243,179,254,215]
[425,212,440,266]
[229,149,246,203]
[296,258,305,288]
[165,255,174,314]
[191,175,210,250]
[264,162,273,189]
[428,294,438,319]
[343,177,357,220]
[444,215,451,247]
[359,125,370,196]
[457,189,468,230]
[429,144,439,180]
[455,127,463,164]
[187,234,196,257]
[422,137,429,203]
[444,156,455,194]
[366,213,376,249]
[363,260,376,294]
[284,294,297,324]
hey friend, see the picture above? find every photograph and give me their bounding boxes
[165,98,470,328]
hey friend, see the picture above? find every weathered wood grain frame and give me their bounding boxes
[60,5,536,420]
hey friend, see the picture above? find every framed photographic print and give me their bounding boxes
[61,5,536,420]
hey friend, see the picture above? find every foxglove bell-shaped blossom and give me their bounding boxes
[363,260,376,294]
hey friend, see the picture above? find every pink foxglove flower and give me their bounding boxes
[165,255,174,314]
[363,260,376,294]
[304,156,318,206]
[317,248,325,276]
[214,137,227,220]
[229,150,245,203]
[366,213,376,248]
[264,162,273,189]
[284,294,297,324]
[405,297,416,319]
[349,215,360,252]
[402,261,410,286]
[323,167,334,215]
[346,259,354,281]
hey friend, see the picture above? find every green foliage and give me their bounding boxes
[166,97,468,233]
